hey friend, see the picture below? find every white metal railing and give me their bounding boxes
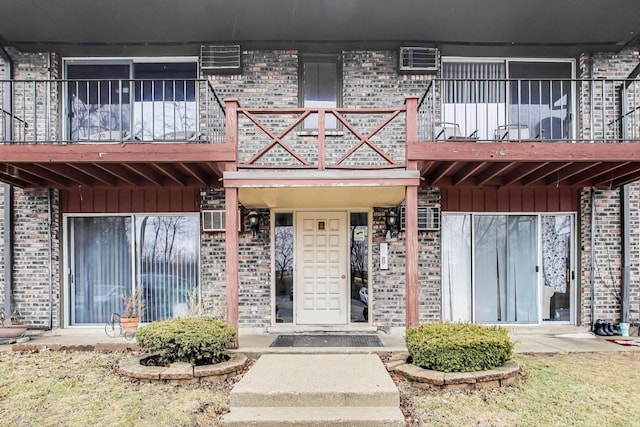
[0,79,226,143]
[418,78,640,142]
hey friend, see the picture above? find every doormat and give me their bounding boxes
[270,334,383,347]
[606,338,640,347]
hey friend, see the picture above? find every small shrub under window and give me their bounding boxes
[406,322,514,373]
[136,317,236,366]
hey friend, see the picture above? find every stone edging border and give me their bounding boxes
[385,352,521,391]
[117,352,249,385]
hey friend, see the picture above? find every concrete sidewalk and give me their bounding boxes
[1,326,639,355]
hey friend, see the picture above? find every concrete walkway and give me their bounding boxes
[2,326,639,355]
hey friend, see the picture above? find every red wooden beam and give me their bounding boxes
[0,143,235,163]
[225,178,239,345]
[408,141,640,162]
[405,181,419,328]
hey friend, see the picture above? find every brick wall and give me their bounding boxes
[369,188,441,329]
[0,49,60,328]
[200,189,272,328]
[577,48,640,327]
[371,207,405,327]
[578,48,640,141]
[2,48,60,143]
[417,188,442,323]
[9,188,58,328]
[580,182,640,326]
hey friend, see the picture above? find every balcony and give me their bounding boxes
[417,78,640,143]
[410,78,640,188]
[1,77,640,190]
[1,79,225,144]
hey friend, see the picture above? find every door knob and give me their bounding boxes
[341,274,346,279]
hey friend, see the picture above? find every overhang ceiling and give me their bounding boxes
[0,0,639,57]
[0,143,234,189]
[409,141,640,189]
[237,187,407,209]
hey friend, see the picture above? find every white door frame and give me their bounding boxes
[294,210,349,325]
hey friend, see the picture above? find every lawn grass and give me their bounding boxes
[0,350,638,426]
[401,351,640,426]
[0,351,231,426]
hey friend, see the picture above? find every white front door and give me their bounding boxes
[295,211,348,325]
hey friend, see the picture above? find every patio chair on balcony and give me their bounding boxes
[493,124,530,141]
[81,130,133,143]
[434,122,478,141]
[159,131,202,142]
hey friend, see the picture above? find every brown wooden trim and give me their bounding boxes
[408,141,640,162]
[225,177,419,188]
[405,184,419,328]
[0,143,235,163]
[441,187,578,212]
[405,97,418,145]
[61,188,199,213]
[225,187,239,332]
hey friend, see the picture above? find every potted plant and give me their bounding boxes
[121,288,145,332]
[0,309,28,339]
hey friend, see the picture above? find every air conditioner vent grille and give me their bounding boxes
[202,210,225,232]
[200,45,241,74]
[202,209,243,232]
[399,205,440,231]
[399,47,439,73]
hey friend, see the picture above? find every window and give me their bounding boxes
[350,212,369,323]
[274,213,294,323]
[442,213,575,324]
[66,59,197,141]
[68,214,199,325]
[299,55,341,129]
[441,59,573,140]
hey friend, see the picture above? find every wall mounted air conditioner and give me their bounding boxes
[399,204,440,231]
[399,47,439,74]
[200,45,242,74]
[202,209,242,232]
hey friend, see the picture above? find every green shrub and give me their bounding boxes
[136,317,236,366]
[406,322,514,373]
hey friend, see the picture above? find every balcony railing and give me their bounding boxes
[417,78,640,142]
[233,103,408,170]
[2,77,640,148]
[0,79,225,143]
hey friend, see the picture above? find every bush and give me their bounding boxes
[136,317,236,366]
[406,322,514,373]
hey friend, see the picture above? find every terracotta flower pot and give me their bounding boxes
[0,324,27,338]
[120,317,139,332]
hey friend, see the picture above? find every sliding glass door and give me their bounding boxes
[69,217,132,324]
[66,60,197,141]
[474,215,538,323]
[68,214,199,325]
[442,213,573,324]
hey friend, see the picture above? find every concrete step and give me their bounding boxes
[228,354,399,408]
[222,354,404,426]
[221,406,405,426]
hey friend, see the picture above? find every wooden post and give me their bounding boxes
[225,186,239,345]
[405,96,418,145]
[225,99,239,150]
[224,99,240,345]
[405,184,419,328]
[405,96,420,328]
[317,109,325,171]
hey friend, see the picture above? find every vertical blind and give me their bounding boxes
[442,62,506,104]
[70,215,199,325]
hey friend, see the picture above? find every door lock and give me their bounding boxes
[341,275,346,279]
